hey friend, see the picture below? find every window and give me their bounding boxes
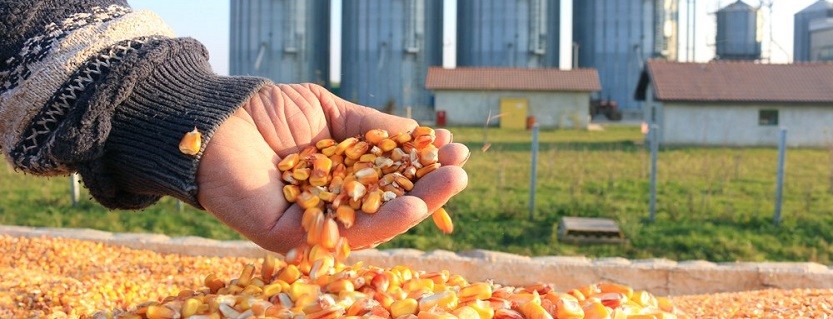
[759,110,778,126]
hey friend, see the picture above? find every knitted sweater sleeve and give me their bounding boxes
[0,1,271,209]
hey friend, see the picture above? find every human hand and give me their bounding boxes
[196,84,469,253]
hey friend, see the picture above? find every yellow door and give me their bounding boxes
[499,98,528,129]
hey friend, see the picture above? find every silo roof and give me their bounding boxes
[799,0,833,13]
[636,60,833,103]
[721,0,754,11]
[425,67,601,92]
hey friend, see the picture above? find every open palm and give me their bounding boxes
[196,84,469,253]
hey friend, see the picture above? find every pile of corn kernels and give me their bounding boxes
[3,235,833,318]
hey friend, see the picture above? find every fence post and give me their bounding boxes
[528,123,540,221]
[70,173,80,206]
[649,124,659,222]
[774,127,787,225]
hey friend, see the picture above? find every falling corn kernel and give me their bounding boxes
[432,208,454,234]
[178,127,202,155]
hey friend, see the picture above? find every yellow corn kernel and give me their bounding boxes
[393,132,412,144]
[344,180,367,202]
[518,302,552,319]
[335,205,356,229]
[283,185,301,203]
[432,208,454,234]
[390,148,407,161]
[293,167,311,181]
[416,162,441,178]
[393,174,414,191]
[278,153,300,171]
[277,264,302,284]
[316,138,337,150]
[307,211,325,245]
[302,207,323,232]
[453,306,483,319]
[335,137,359,155]
[365,129,390,145]
[595,292,628,308]
[390,298,419,318]
[419,290,458,312]
[379,138,398,152]
[178,127,202,156]
[632,290,658,308]
[598,282,634,299]
[556,296,584,319]
[419,146,439,166]
[261,282,283,298]
[319,218,340,249]
[582,299,611,319]
[180,297,202,317]
[320,145,338,157]
[297,191,320,209]
[335,236,351,262]
[460,282,493,301]
[204,274,225,294]
[310,255,334,280]
[145,305,177,319]
[345,141,370,160]
[466,299,496,319]
[354,167,380,186]
[318,191,337,203]
[361,190,383,214]
[237,264,255,287]
[359,153,377,163]
[289,281,320,302]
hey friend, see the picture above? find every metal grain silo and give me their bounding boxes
[716,1,761,60]
[794,0,833,62]
[340,0,443,119]
[573,0,676,111]
[456,0,561,68]
[229,0,329,86]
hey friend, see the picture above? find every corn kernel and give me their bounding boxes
[179,127,202,156]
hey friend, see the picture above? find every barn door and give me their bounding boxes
[499,98,529,129]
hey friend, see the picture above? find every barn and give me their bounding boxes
[636,60,833,147]
[425,67,601,129]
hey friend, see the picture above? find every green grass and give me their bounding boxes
[3,125,833,264]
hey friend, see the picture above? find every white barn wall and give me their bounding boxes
[434,90,591,128]
[662,103,833,147]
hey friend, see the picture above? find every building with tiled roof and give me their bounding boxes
[425,67,601,129]
[636,60,833,147]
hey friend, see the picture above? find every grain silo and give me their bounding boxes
[573,0,678,112]
[810,18,833,61]
[340,0,443,120]
[716,1,761,60]
[229,0,329,86]
[794,0,833,62]
[456,0,561,68]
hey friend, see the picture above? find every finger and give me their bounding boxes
[405,166,468,213]
[434,129,453,147]
[341,196,428,249]
[438,143,470,167]
[326,93,418,140]
[253,205,307,254]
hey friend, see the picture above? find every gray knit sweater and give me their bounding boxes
[0,1,270,209]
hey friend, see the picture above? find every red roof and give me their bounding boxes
[425,67,601,92]
[637,60,833,103]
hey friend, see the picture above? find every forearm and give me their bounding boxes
[0,1,270,209]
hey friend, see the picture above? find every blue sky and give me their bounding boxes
[129,0,818,80]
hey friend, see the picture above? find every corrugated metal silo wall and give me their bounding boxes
[716,3,761,60]
[573,0,656,111]
[794,2,833,62]
[456,0,560,68]
[229,0,330,87]
[340,0,443,120]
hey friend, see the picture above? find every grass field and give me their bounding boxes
[2,125,833,264]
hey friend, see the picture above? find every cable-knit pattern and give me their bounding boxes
[0,5,131,92]
[10,37,157,175]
